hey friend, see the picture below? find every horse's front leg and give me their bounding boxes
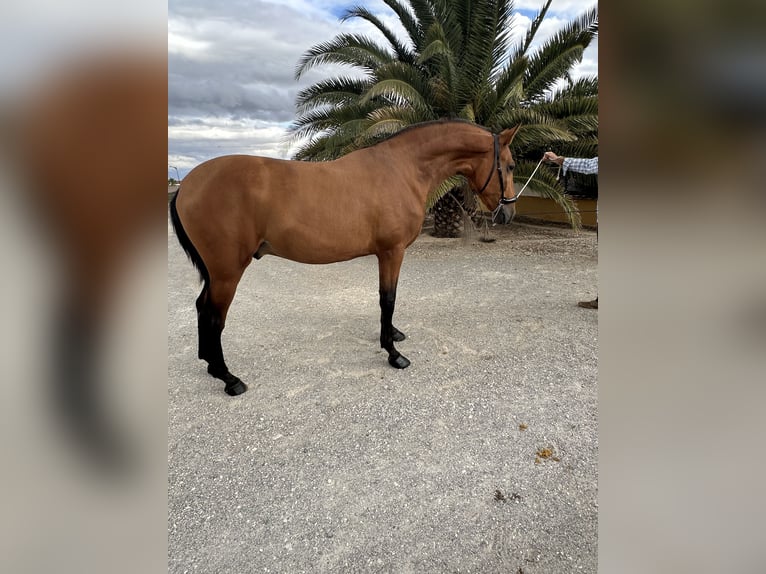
[377,248,410,369]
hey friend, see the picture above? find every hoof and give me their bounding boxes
[392,327,406,342]
[224,379,248,396]
[221,372,247,396]
[207,365,248,396]
[388,354,411,369]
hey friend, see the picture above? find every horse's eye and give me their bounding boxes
[507,164,515,172]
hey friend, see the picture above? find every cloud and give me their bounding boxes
[515,0,598,19]
[168,116,291,172]
[168,0,356,173]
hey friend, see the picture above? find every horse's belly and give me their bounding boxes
[264,232,373,265]
[271,245,371,265]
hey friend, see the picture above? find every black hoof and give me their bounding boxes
[388,354,411,369]
[224,379,248,396]
[207,365,248,396]
[221,372,247,396]
[392,327,406,342]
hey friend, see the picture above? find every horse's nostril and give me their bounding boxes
[496,205,514,225]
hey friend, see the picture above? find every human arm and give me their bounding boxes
[562,157,598,175]
[543,152,598,175]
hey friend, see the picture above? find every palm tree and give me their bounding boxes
[289,0,598,234]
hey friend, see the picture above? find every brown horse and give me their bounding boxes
[170,119,520,396]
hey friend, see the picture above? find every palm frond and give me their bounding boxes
[488,0,518,78]
[491,54,528,113]
[406,0,437,45]
[365,105,432,132]
[294,76,371,114]
[536,94,598,118]
[293,117,375,161]
[523,6,598,100]
[380,0,423,45]
[419,21,458,113]
[362,78,431,111]
[551,75,599,99]
[416,35,450,66]
[425,174,465,211]
[294,34,394,79]
[453,0,500,105]
[524,45,586,102]
[342,5,415,63]
[550,136,598,160]
[288,100,378,143]
[522,0,553,54]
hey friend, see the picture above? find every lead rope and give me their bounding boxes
[513,157,546,199]
[492,157,546,224]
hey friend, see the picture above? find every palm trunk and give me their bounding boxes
[432,182,479,238]
[432,187,464,238]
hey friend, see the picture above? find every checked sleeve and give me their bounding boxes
[562,157,598,175]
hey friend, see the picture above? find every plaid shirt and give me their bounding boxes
[562,157,598,175]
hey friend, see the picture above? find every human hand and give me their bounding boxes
[543,151,564,165]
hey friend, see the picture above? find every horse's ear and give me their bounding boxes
[499,124,522,147]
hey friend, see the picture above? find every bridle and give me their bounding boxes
[477,134,515,205]
[476,133,545,223]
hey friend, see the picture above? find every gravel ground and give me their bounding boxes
[168,217,598,573]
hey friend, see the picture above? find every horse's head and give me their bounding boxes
[473,125,521,224]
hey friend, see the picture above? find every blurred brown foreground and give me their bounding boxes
[0,15,167,574]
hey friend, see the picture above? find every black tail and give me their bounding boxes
[169,190,209,286]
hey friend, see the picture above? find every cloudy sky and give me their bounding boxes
[168,0,598,179]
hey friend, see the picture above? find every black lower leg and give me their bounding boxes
[196,298,247,396]
[379,288,410,369]
[195,287,211,361]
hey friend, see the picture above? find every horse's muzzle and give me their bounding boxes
[493,203,515,225]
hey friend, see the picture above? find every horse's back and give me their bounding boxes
[181,154,276,197]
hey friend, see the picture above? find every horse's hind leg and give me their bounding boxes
[377,248,410,369]
[198,269,248,396]
[195,285,212,361]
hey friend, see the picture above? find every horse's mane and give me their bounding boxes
[363,118,492,149]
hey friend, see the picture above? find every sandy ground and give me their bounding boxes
[168,216,598,573]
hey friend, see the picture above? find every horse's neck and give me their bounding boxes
[383,124,492,193]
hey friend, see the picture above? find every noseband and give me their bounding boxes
[477,134,516,205]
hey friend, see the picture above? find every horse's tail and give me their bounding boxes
[169,189,209,286]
